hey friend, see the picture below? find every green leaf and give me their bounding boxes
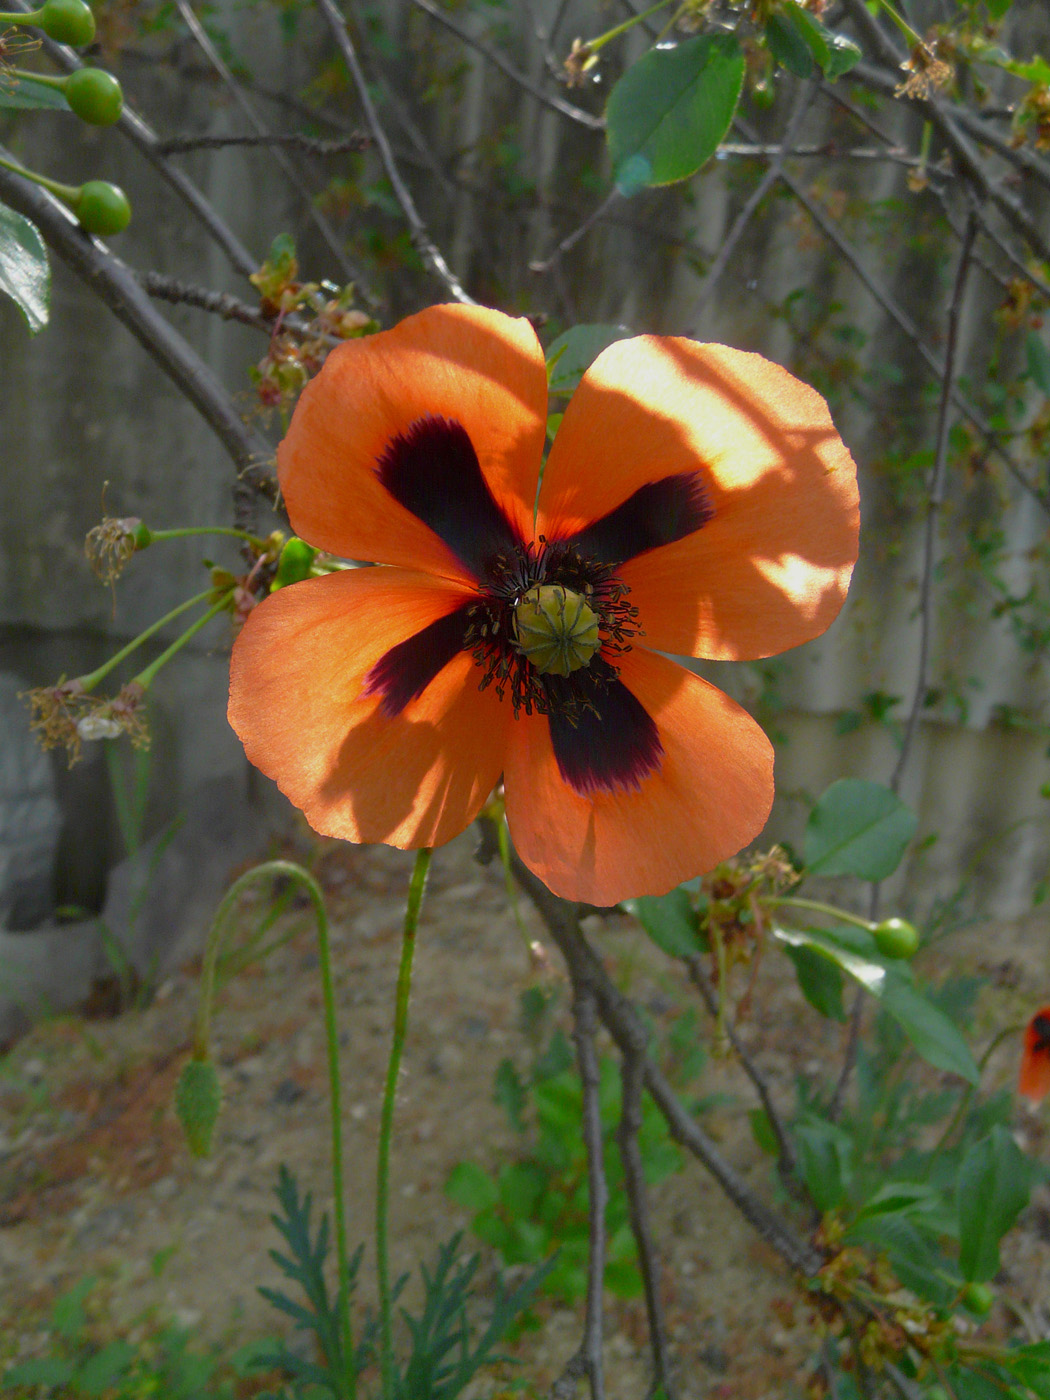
[624,886,697,959]
[494,1057,526,1132]
[1007,1342,1050,1397]
[957,1126,1034,1281]
[0,202,50,335]
[1,1356,77,1387]
[606,33,745,194]
[76,1340,136,1395]
[1027,332,1050,397]
[773,923,888,996]
[445,1160,499,1212]
[794,1116,854,1211]
[784,942,847,1020]
[853,1180,945,1222]
[0,77,71,110]
[546,323,631,396]
[804,778,917,881]
[881,974,980,1084]
[749,1107,779,1156]
[765,10,815,77]
[823,32,863,80]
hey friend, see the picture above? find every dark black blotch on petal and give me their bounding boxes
[376,414,522,582]
[566,472,712,568]
[363,605,472,718]
[546,665,663,797]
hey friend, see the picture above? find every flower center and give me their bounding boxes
[513,584,601,676]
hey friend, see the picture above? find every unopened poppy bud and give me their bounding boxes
[175,1055,222,1158]
[513,584,600,676]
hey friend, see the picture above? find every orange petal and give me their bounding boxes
[539,337,859,659]
[503,647,774,904]
[1019,1005,1050,1104]
[228,568,511,848]
[279,304,548,582]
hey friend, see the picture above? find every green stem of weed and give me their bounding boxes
[770,896,875,933]
[130,596,229,690]
[77,589,216,693]
[193,860,357,1397]
[377,846,432,1400]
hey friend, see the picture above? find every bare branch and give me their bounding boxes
[687,82,817,333]
[529,189,621,276]
[891,213,979,791]
[314,0,476,305]
[617,1052,675,1399]
[409,0,605,132]
[685,954,799,1185]
[155,131,370,155]
[138,272,274,332]
[171,0,373,298]
[0,160,276,499]
[570,977,607,1400]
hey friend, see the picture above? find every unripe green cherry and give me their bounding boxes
[272,536,317,590]
[873,917,920,960]
[960,1282,994,1316]
[73,181,131,235]
[38,0,96,45]
[64,66,123,125]
[514,584,601,677]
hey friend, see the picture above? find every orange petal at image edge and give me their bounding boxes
[228,567,511,849]
[502,648,775,906]
[541,337,859,661]
[278,304,548,582]
[1019,1005,1050,1104]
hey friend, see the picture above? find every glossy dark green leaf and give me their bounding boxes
[0,201,50,334]
[805,778,917,881]
[784,942,848,1020]
[765,10,815,77]
[606,33,744,194]
[957,1126,1034,1281]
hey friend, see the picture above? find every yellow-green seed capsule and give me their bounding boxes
[513,584,601,676]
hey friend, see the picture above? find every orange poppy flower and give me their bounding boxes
[1019,1005,1050,1104]
[228,305,858,904]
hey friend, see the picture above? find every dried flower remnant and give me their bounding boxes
[896,41,953,100]
[85,516,150,584]
[24,678,150,766]
[563,37,597,87]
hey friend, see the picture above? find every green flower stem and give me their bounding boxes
[0,8,45,19]
[147,525,266,547]
[377,847,432,1400]
[194,860,356,1396]
[582,0,674,54]
[770,896,875,933]
[0,152,78,205]
[77,588,216,693]
[9,65,65,88]
[131,596,229,690]
[872,0,925,47]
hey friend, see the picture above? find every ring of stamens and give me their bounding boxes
[464,538,642,720]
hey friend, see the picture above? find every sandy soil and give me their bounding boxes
[0,828,1047,1398]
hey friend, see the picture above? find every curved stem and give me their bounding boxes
[147,525,264,546]
[0,151,77,203]
[771,895,875,932]
[193,860,356,1396]
[77,588,215,692]
[377,847,432,1399]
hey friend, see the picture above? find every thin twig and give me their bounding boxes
[685,955,799,1183]
[891,211,979,792]
[549,1354,588,1400]
[687,82,817,332]
[570,976,607,1400]
[617,1053,675,1399]
[155,131,370,155]
[172,0,371,296]
[529,189,621,276]
[315,0,476,305]
[137,272,273,332]
[409,0,605,132]
[0,158,276,500]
